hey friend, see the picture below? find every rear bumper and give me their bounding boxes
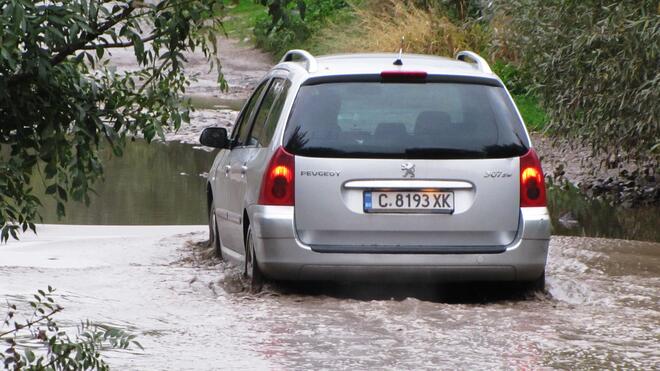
[248,205,550,282]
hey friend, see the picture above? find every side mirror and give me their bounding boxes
[199,127,229,149]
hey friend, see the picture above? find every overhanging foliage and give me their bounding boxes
[0,0,226,241]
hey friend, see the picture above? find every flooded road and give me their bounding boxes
[1,226,658,369]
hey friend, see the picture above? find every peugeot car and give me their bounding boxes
[200,50,550,290]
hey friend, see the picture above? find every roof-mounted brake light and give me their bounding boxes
[380,71,427,82]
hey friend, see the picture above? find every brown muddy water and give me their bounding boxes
[1,228,658,369]
[34,140,216,225]
[36,140,660,242]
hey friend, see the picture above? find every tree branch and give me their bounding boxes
[80,32,161,50]
[49,4,137,66]
[0,306,63,338]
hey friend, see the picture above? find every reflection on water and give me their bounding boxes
[187,95,245,111]
[35,140,659,241]
[547,184,659,242]
[36,141,216,225]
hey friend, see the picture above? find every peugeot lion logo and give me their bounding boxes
[401,162,415,178]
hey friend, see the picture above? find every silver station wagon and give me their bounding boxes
[200,50,550,290]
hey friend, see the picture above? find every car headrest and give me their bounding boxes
[374,122,408,138]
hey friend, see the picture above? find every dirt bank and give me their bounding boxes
[1,225,658,369]
[531,133,659,206]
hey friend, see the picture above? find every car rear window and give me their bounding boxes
[283,81,530,159]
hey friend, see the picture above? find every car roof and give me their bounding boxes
[275,53,498,80]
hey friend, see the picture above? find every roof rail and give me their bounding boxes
[280,49,318,73]
[455,51,492,74]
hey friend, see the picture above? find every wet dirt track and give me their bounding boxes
[1,226,658,370]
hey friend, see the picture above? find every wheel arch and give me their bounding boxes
[206,182,213,212]
[242,209,250,248]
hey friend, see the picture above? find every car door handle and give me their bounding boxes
[224,165,231,176]
[240,165,248,177]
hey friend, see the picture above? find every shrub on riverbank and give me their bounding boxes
[497,0,659,164]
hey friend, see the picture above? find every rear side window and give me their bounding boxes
[283,82,530,159]
[232,81,267,146]
[260,79,291,145]
[248,78,291,147]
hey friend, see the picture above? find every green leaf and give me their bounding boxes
[45,184,57,195]
[57,186,68,202]
[134,36,145,60]
[25,349,35,362]
[56,202,65,218]
[45,162,57,179]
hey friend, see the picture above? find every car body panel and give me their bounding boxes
[248,205,549,282]
[294,156,520,248]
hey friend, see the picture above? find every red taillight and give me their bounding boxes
[520,148,546,207]
[380,70,427,82]
[258,147,295,206]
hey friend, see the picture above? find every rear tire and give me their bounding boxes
[208,201,223,259]
[244,224,263,292]
[521,272,545,293]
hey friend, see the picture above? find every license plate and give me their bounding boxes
[364,190,454,214]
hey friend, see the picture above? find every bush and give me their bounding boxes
[254,0,349,55]
[490,61,531,96]
[498,0,660,163]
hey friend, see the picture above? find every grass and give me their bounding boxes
[296,7,359,55]
[512,94,548,131]
[308,1,489,56]
[221,0,266,43]
[249,0,360,57]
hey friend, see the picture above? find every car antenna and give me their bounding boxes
[393,36,404,66]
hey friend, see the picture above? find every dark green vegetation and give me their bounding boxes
[0,0,226,241]
[511,95,548,132]
[490,60,546,131]
[1,287,141,370]
[500,0,659,163]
